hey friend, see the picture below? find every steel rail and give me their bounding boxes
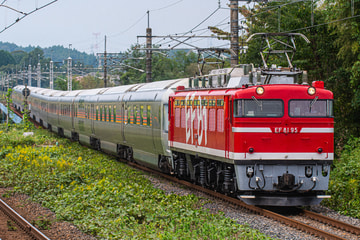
[302,209,360,235]
[127,162,350,240]
[0,198,51,240]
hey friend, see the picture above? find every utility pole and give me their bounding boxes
[37,61,41,88]
[104,35,107,88]
[146,10,152,83]
[50,60,54,90]
[230,0,239,66]
[28,64,31,86]
[67,57,72,91]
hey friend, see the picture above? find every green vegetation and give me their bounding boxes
[209,0,360,153]
[323,137,360,218]
[0,125,270,239]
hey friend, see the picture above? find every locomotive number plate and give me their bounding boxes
[273,127,299,134]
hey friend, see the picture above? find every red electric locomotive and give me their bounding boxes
[168,33,334,206]
[169,77,333,206]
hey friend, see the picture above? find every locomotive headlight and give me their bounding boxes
[256,86,265,95]
[307,87,316,95]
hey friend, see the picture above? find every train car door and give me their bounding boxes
[224,95,231,159]
[121,100,126,143]
[168,97,174,147]
[71,100,75,130]
[57,102,60,125]
[91,104,95,134]
[151,95,161,154]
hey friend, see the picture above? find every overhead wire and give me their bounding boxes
[109,0,185,39]
[0,0,58,34]
[154,5,225,49]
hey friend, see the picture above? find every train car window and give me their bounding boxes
[104,106,108,122]
[209,108,216,131]
[100,106,103,121]
[140,105,144,125]
[147,105,152,126]
[217,109,224,132]
[289,99,334,117]
[96,106,99,121]
[113,105,116,123]
[234,99,284,117]
[130,106,134,124]
[134,106,139,125]
[108,105,112,122]
[163,104,169,132]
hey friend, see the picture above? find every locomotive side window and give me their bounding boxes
[234,99,284,117]
[289,99,333,117]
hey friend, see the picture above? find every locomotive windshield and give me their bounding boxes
[289,99,333,117]
[234,99,284,117]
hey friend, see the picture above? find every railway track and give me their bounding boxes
[127,161,360,240]
[0,198,50,240]
[9,106,359,239]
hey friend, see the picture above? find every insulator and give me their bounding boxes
[199,161,206,186]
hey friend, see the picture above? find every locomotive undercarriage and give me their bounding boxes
[172,152,238,196]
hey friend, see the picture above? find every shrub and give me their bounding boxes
[323,137,360,218]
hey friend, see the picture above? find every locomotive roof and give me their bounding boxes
[171,83,333,98]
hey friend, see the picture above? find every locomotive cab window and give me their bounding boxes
[234,99,284,117]
[289,99,333,117]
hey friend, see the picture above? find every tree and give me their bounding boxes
[0,50,16,67]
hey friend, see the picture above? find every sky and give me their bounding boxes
[0,0,251,54]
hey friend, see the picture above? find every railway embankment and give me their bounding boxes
[0,125,269,239]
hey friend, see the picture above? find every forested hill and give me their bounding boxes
[0,42,97,67]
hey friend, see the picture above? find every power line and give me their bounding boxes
[109,0,185,39]
[0,0,58,34]
[282,14,360,34]
[150,0,184,12]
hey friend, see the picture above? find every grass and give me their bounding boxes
[323,137,360,218]
[0,124,271,239]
